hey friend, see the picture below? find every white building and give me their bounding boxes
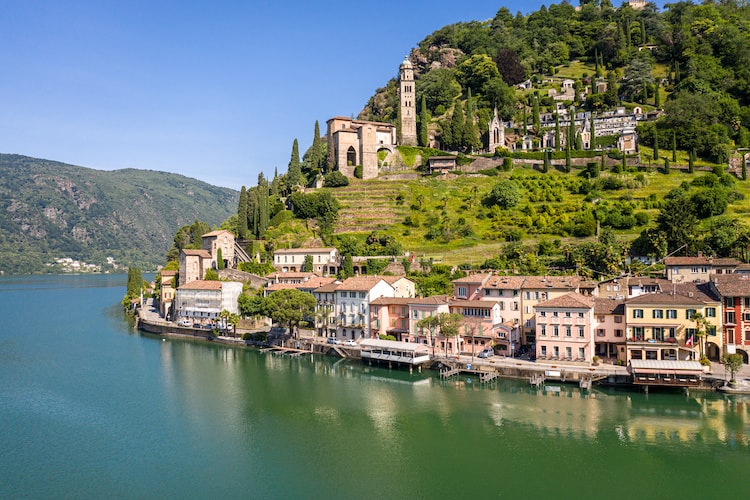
[175,280,244,321]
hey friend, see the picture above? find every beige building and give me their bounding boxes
[664,255,740,283]
[179,249,212,285]
[399,56,417,146]
[273,247,339,275]
[201,230,235,270]
[159,270,177,318]
[174,280,244,322]
[326,117,396,180]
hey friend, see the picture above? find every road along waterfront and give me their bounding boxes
[2,274,749,499]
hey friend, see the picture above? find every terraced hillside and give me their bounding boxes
[332,180,412,233]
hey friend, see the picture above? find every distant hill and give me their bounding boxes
[0,154,238,274]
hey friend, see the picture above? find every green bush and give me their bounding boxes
[354,165,363,179]
[324,171,350,187]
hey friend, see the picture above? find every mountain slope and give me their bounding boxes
[0,154,237,273]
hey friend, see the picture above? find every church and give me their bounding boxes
[326,57,417,180]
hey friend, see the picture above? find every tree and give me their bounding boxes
[690,311,709,358]
[339,254,354,279]
[217,248,224,270]
[417,312,462,357]
[484,180,521,209]
[302,254,313,273]
[554,113,561,152]
[653,125,659,160]
[238,186,249,240]
[263,289,316,339]
[722,353,743,386]
[450,101,466,151]
[494,48,526,85]
[287,138,302,187]
[416,68,461,113]
[463,89,481,151]
[323,171,349,188]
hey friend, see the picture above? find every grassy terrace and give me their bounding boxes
[328,159,748,266]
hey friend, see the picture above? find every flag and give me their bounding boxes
[685,335,693,347]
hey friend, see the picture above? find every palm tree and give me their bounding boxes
[690,311,710,359]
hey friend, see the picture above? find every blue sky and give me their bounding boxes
[1,1,663,190]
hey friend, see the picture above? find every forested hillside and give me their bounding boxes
[0,154,237,274]
[360,0,749,163]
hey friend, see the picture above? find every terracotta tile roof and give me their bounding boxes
[673,282,721,303]
[626,292,704,307]
[451,273,492,284]
[313,282,341,293]
[381,275,410,284]
[664,256,740,266]
[299,277,337,289]
[410,295,451,305]
[484,275,525,289]
[266,272,317,280]
[179,280,222,291]
[160,270,177,277]
[710,274,750,296]
[181,249,211,258]
[337,276,389,291]
[593,297,625,315]
[202,229,233,237]
[370,297,415,306]
[536,292,593,309]
[522,276,581,289]
[274,247,336,254]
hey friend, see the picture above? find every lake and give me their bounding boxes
[1,274,748,499]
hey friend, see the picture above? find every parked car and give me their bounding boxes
[343,339,357,347]
[478,348,495,358]
[326,337,341,345]
[177,319,191,327]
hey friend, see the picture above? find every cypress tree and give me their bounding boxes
[654,82,661,109]
[451,101,465,151]
[271,168,280,198]
[257,174,269,239]
[532,93,540,133]
[465,89,481,151]
[554,113,561,152]
[419,95,429,147]
[542,149,550,173]
[642,81,648,104]
[565,130,572,170]
[247,188,259,238]
[653,126,659,160]
[287,139,302,187]
[522,104,528,136]
[238,186,249,239]
[743,159,747,181]
[217,248,224,270]
[663,157,670,174]
[590,113,596,150]
[595,48,601,77]
[622,153,627,172]
[306,120,324,177]
[671,130,677,162]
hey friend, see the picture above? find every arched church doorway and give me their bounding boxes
[347,146,357,166]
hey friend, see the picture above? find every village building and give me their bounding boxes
[535,292,595,363]
[179,248,212,286]
[312,281,341,338]
[708,273,750,364]
[426,156,457,174]
[488,106,506,152]
[174,280,243,322]
[593,298,627,362]
[201,229,235,270]
[158,270,177,319]
[664,255,740,283]
[333,276,397,340]
[326,117,396,180]
[272,247,339,275]
[623,292,718,363]
[449,300,509,356]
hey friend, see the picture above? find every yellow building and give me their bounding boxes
[624,292,720,362]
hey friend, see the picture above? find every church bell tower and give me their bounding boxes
[399,56,417,146]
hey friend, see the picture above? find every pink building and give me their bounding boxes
[593,298,626,362]
[535,292,595,363]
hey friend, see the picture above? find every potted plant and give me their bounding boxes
[592,355,600,366]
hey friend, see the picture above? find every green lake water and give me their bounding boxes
[1,274,748,499]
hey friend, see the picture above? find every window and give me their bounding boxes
[541,345,547,356]
[727,297,735,307]
[666,309,677,319]
[565,311,571,318]
[540,325,546,336]
[633,309,644,318]
[553,346,559,358]
[652,309,663,319]
[686,308,696,319]
[565,347,572,359]
[578,327,585,338]
[615,329,623,337]
[552,311,559,318]
[690,267,698,273]
[578,312,584,318]
[553,325,559,337]
[578,347,585,359]
[360,292,367,299]
[614,316,623,323]
[653,327,664,341]
[631,350,643,360]
[457,286,467,298]
[565,326,572,337]
[633,327,644,340]
[726,311,736,324]
[540,311,547,317]
[484,289,491,296]
[705,307,716,318]
[707,326,717,336]
[646,350,658,360]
